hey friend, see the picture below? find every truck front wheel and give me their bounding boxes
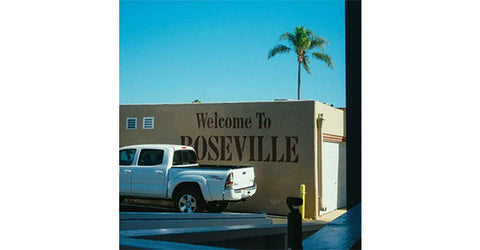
[207,202,229,213]
[174,189,206,213]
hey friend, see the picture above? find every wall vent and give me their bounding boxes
[143,117,154,129]
[126,117,137,129]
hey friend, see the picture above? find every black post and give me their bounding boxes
[345,0,362,209]
[287,197,303,250]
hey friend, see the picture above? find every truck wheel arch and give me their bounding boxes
[172,182,201,199]
[168,177,212,201]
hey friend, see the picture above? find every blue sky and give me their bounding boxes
[120,0,345,107]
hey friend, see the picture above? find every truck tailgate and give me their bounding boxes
[231,166,255,189]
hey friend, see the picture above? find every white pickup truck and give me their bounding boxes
[120,144,257,213]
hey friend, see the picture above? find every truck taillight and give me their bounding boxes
[225,173,234,189]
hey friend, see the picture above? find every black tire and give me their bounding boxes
[206,202,229,213]
[174,188,206,213]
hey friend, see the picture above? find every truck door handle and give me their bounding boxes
[124,170,131,173]
[155,170,163,174]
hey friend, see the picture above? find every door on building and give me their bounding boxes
[321,142,347,215]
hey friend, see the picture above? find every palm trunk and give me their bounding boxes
[297,61,301,100]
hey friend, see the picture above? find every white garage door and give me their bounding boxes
[321,142,347,215]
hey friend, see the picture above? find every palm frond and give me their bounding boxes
[292,27,303,49]
[279,32,296,46]
[312,52,334,68]
[302,55,311,74]
[309,37,329,52]
[305,29,319,40]
[268,44,292,59]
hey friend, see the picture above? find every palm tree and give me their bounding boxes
[268,26,333,100]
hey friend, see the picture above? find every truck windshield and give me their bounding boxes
[173,150,197,165]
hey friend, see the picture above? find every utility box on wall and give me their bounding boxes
[120,100,346,219]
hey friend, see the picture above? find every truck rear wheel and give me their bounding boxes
[174,189,206,213]
[207,202,229,213]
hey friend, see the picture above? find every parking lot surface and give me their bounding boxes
[120,198,346,223]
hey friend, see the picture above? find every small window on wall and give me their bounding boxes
[143,117,154,129]
[126,118,137,129]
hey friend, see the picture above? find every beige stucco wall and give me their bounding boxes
[315,102,345,137]
[120,100,344,217]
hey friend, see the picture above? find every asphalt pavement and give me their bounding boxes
[120,198,346,224]
[120,198,175,212]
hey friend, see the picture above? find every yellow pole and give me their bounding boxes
[300,184,306,220]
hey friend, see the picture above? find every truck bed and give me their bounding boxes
[199,164,253,170]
